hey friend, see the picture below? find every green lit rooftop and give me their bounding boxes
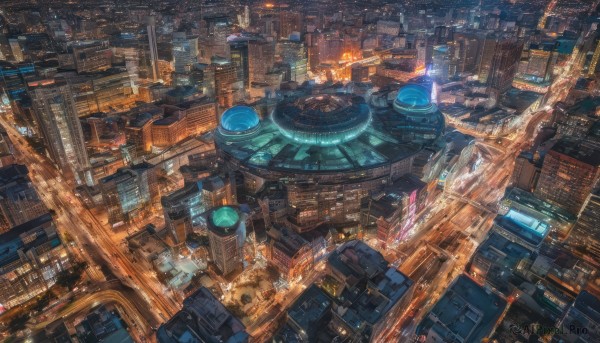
[210,206,240,228]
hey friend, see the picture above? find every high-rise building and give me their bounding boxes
[266,225,313,282]
[172,32,199,74]
[72,41,112,74]
[0,164,47,233]
[511,152,541,192]
[229,40,250,88]
[0,214,71,310]
[553,291,600,343]
[276,40,308,83]
[0,126,15,167]
[162,182,204,244]
[487,39,524,95]
[147,16,160,81]
[206,206,246,275]
[535,139,600,215]
[566,188,600,267]
[248,40,275,84]
[99,162,158,226]
[30,82,92,185]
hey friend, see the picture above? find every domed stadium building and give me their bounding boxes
[215,84,445,230]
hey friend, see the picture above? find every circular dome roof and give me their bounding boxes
[395,84,431,107]
[210,206,240,228]
[220,106,260,133]
[272,95,371,147]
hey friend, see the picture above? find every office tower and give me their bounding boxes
[553,291,600,343]
[210,60,240,108]
[207,206,246,275]
[488,39,523,94]
[203,16,232,61]
[567,188,600,266]
[0,127,15,168]
[0,164,47,233]
[63,68,134,117]
[511,152,541,192]
[8,39,23,62]
[248,40,275,84]
[30,82,92,185]
[453,33,481,74]
[147,16,160,81]
[229,40,249,88]
[0,214,70,310]
[279,11,303,39]
[524,45,556,82]
[99,162,158,226]
[157,287,249,343]
[433,25,454,45]
[72,41,112,74]
[172,32,199,74]
[430,45,451,82]
[477,35,497,84]
[162,182,204,244]
[266,225,313,282]
[588,37,600,77]
[535,139,600,215]
[276,40,308,83]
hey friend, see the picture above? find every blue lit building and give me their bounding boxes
[215,85,445,229]
[0,61,34,101]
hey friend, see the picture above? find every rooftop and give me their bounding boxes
[157,287,248,343]
[0,213,56,268]
[417,275,507,343]
[549,138,600,167]
[287,284,332,334]
[215,87,442,174]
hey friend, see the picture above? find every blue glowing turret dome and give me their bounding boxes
[219,106,260,133]
[395,84,431,107]
[393,84,437,115]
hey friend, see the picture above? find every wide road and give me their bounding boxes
[0,114,178,338]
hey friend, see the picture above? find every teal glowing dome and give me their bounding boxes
[272,95,371,147]
[395,84,431,107]
[210,206,240,228]
[220,106,260,133]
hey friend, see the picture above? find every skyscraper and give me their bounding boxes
[206,206,245,276]
[99,162,158,226]
[487,39,523,95]
[567,188,600,267]
[534,139,600,215]
[172,32,199,74]
[30,82,92,185]
[147,16,160,81]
